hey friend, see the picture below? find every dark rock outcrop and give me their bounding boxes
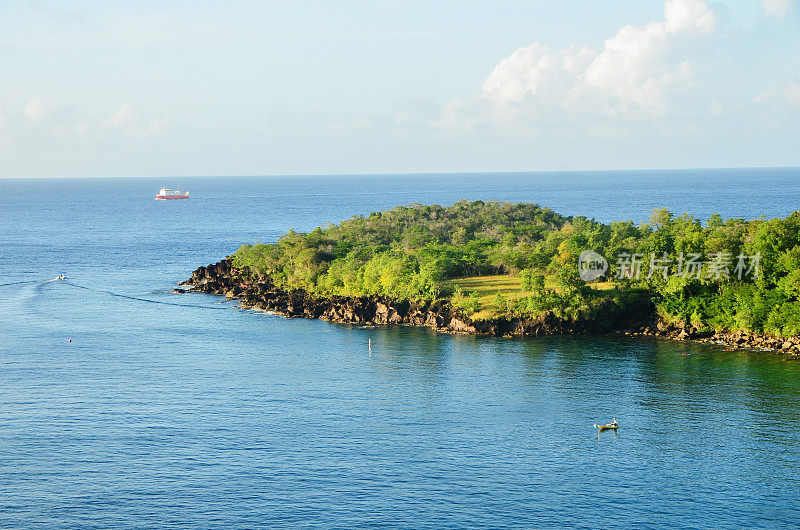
[616,322,800,356]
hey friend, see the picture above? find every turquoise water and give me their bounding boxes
[2,169,800,527]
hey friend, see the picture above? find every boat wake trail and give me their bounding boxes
[2,274,70,287]
[0,280,40,287]
[61,281,228,310]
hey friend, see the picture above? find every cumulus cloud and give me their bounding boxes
[105,102,170,138]
[24,97,47,121]
[785,82,800,108]
[481,0,715,117]
[106,102,139,129]
[24,96,77,123]
[482,43,597,105]
[664,0,716,32]
[755,79,800,110]
[762,0,792,18]
[145,116,172,136]
[23,96,83,134]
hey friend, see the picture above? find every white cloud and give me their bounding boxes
[480,0,715,117]
[24,97,47,121]
[145,116,172,136]
[24,96,76,123]
[755,80,800,110]
[106,102,139,129]
[785,81,800,108]
[23,96,81,131]
[105,102,170,138]
[762,0,792,18]
[664,0,716,32]
[483,43,597,105]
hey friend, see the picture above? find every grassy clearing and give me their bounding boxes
[444,274,615,320]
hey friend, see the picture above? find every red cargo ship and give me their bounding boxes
[155,187,190,200]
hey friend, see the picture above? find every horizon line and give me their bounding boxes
[1,164,799,180]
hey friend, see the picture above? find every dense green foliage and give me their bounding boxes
[234,201,567,299]
[232,201,800,337]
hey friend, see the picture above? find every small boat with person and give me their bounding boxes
[594,418,619,431]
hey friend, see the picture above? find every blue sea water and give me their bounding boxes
[1,168,800,528]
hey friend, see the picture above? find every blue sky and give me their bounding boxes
[1,0,798,178]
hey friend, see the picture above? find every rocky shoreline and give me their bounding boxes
[180,259,800,357]
[613,322,800,356]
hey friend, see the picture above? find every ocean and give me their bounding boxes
[1,168,800,527]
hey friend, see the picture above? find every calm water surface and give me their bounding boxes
[1,169,800,527]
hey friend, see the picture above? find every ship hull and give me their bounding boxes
[155,195,189,200]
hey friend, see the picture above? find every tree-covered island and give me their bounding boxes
[185,201,800,351]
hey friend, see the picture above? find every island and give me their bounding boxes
[182,201,800,354]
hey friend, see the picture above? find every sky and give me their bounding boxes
[1,0,798,178]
